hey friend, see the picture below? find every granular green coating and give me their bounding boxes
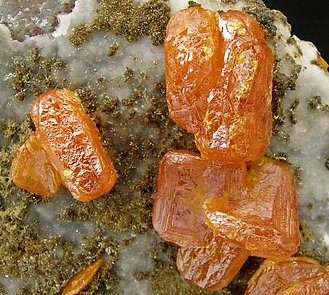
[69,0,171,47]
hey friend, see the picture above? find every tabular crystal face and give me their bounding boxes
[31,89,117,201]
[11,132,62,197]
[275,272,329,295]
[152,150,246,247]
[177,236,249,291]
[245,257,329,295]
[204,157,299,258]
[165,7,273,163]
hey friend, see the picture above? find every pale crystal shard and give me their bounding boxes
[204,157,299,258]
[152,150,246,247]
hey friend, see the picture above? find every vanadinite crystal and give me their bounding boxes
[31,89,117,201]
[204,157,299,258]
[152,150,246,247]
[245,257,329,295]
[11,132,62,197]
[165,7,273,163]
[275,272,329,295]
[177,236,249,291]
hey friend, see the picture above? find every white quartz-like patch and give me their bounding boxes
[270,36,329,255]
[116,233,156,295]
[1,0,329,293]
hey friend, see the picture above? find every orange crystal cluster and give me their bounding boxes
[11,89,117,202]
[152,6,300,291]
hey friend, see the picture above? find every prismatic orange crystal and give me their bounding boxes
[165,7,273,163]
[61,258,104,295]
[245,257,329,295]
[152,150,246,247]
[177,236,249,291]
[31,89,117,201]
[204,157,299,258]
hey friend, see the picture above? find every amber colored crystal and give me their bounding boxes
[177,236,249,291]
[152,150,246,247]
[165,6,222,135]
[204,157,299,258]
[276,271,329,295]
[245,257,329,295]
[165,7,273,163]
[61,258,104,295]
[31,89,117,202]
[11,132,61,197]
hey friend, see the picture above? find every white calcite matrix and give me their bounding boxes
[0,0,329,294]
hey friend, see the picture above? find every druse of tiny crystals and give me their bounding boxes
[0,0,329,294]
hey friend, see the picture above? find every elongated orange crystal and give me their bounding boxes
[204,157,299,258]
[245,257,329,295]
[165,7,273,163]
[61,258,104,295]
[177,236,249,291]
[31,89,117,202]
[11,132,61,197]
[152,150,246,247]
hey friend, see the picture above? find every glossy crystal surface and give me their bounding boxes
[245,257,329,295]
[152,150,246,247]
[61,258,104,295]
[204,157,299,258]
[11,132,61,197]
[177,236,249,291]
[31,89,117,201]
[276,271,329,295]
[165,7,273,163]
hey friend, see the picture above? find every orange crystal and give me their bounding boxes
[165,7,273,163]
[245,257,329,295]
[275,272,329,295]
[31,89,117,201]
[177,236,249,291]
[152,150,246,247]
[165,6,222,135]
[204,157,299,258]
[61,258,104,295]
[11,132,61,197]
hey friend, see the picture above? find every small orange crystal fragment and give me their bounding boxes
[11,132,61,197]
[165,7,273,163]
[61,258,104,295]
[204,157,299,258]
[177,236,249,291]
[152,150,246,247]
[245,257,329,295]
[31,89,117,201]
